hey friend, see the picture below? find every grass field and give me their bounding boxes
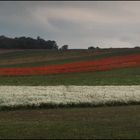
[0,105,140,139]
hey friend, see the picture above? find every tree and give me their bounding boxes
[134,46,140,49]
[0,35,59,50]
[46,40,59,50]
[88,46,95,50]
[96,46,100,50]
[61,45,68,51]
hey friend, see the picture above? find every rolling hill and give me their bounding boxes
[0,48,139,85]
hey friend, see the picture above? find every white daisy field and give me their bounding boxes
[0,86,140,108]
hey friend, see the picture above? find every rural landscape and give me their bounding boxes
[1,1,140,139]
[0,37,140,138]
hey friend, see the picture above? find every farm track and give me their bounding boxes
[0,49,24,54]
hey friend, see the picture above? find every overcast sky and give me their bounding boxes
[1,1,140,49]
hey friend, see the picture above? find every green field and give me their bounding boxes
[0,105,140,139]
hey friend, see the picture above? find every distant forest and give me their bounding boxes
[0,35,59,49]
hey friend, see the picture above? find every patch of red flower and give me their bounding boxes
[0,53,140,75]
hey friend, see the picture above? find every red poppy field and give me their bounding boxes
[0,52,140,75]
[0,48,140,85]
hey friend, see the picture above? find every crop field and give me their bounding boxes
[0,48,139,85]
[0,85,140,110]
[0,48,140,107]
[2,0,140,138]
[0,48,140,139]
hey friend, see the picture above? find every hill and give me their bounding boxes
[0,47,139,85]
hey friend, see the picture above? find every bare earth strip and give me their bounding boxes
[0,50,107,65]
[0,54,88,65]
[0,86,140,108]
[0,49,24,54]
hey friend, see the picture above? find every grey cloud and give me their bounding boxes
[0,1,140,48]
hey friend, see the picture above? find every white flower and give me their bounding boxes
[0,85,140,107]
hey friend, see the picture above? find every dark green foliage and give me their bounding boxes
[60,45,69,51]
[1,101,140,111]
[0,35,59,49]
[88,46,95,50]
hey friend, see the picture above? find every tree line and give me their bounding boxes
[1,35,140,50]
[0,35,60,49]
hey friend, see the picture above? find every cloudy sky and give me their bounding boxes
[0,1,140,49]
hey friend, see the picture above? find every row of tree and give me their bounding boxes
[0,35,69,50]
[0,35,102,50]
[88,46,100,50]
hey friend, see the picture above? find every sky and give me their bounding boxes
[0,1,140,49]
